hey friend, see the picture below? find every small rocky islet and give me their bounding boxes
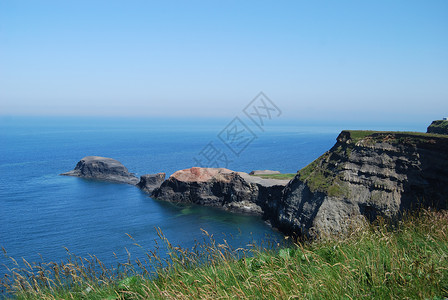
[61,156,140,185]
[61,120,448,239]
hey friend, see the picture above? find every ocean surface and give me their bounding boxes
[0,116,425,278]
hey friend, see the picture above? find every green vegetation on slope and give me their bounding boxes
[250,173,296,180]
[427,120,448,135]
[298,153,332,191]
[2,210,447,299]
[297,150,348,197]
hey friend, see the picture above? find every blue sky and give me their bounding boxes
[0,0,447,122]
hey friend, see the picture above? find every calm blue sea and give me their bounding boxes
[0,116,426,278]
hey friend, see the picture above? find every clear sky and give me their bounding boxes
[0,0,447,122]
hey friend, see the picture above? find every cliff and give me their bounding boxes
[427,120,448,135]
[275,130,448,237]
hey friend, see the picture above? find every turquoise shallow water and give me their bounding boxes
[0,116,424,278]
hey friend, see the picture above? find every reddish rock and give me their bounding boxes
[171,167,233,182]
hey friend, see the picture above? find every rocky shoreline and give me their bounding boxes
[61,125,448,239]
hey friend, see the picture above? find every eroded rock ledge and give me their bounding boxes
[249,170,281,175]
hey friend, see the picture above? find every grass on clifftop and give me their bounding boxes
[346,130,448,143]
[427,120,448,134]
[250,173,296,180]
[2,209,448,299]
[429,120,448,129]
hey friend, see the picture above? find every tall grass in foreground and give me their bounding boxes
[2,209,448,299]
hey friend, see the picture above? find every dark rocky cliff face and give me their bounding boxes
[276,131,448,237]
[152,167,289,216]
[427,120,448,135]
[137,173,166,193]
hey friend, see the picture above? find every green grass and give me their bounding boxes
[429,120,448,128]
[346,130,379,143]
[427,120,448,134]
[250,173,296,180]
[345,130,448,143]
[297,152,344,195]
[2,210,447,299]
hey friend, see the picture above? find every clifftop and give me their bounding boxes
[427,120,448,135]
[339,130,448,143]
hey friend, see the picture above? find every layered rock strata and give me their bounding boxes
[275,131,448,237]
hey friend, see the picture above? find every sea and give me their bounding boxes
[0,116,426,279]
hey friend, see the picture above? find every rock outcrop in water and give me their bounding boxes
[61,156,139,185]
[137,173,166,193]
[427,120,448,135]
[275,130,448,237]
[151,167,289,216]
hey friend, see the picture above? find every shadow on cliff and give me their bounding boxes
[271,177,326,238]
[399,139,448,212]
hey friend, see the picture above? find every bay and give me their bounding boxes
[0,116,423,277]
